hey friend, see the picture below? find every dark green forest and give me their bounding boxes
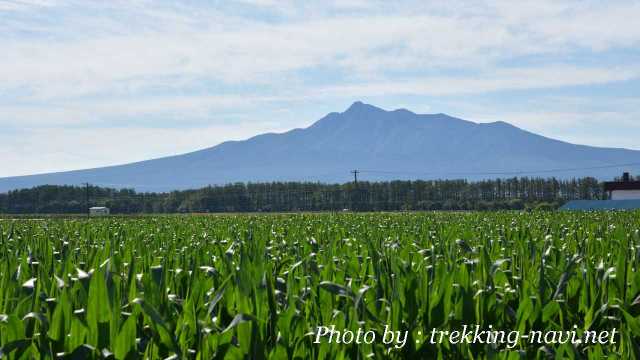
[0,176,609,214]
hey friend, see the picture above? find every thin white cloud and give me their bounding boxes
[0,93,297,127]
[1,0,639,177]
[313,65,640,97]
[0,0,59,11]
[2,1,639,101]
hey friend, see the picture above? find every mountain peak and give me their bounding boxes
[344,101,383,114]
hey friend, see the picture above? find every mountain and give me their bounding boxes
[1,101,638,192]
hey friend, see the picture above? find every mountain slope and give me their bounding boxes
[1,101,638,192]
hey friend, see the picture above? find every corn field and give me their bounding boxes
[1,212,640,359]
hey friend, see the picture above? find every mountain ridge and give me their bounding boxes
[1,102,638,192]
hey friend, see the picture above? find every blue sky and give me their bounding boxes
[1,0,639,177]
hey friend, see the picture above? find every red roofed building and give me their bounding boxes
[604,172,640,200]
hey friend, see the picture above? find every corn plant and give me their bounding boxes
[0,211,639,359]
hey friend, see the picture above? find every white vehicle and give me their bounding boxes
[89,206,110,216]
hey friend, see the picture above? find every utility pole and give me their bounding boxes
[351,170,360,211]
[83,182,90,219]
[351,170,359,185]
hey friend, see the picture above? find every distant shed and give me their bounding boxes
[562,172,640,211]
[89,206,110,216]
[561,200,640,211]
[604,172,640,200]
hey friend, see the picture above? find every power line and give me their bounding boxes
[88,170,354,190]
[359,162,640,177]
[14,163,635,202]
[47,162,640,195]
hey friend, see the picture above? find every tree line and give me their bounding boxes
[0,176,611,214]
